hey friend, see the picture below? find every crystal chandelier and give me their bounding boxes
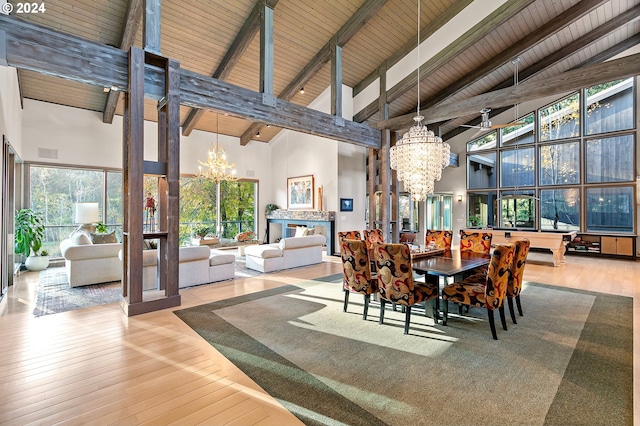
[197,115,238,184]
[389,0,450,202]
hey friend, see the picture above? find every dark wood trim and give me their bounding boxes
[331,42,342,118]
[354,0,535,123]
[0,15,380,149]
[144,0,161,55]
[103,0,144,124]
[379,53,640,131]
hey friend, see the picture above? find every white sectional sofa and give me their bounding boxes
[60,238,122,287]
[119,246,236,289]
[244,234,326,273]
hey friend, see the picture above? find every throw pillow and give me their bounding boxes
[294,226,307,238]
[90,231,118,244]
[303,228,315,236]
[71,231,92,245]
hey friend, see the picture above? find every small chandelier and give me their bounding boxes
[389,0,450,202]
[197,115,238,183]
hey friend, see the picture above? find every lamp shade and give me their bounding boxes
[74,202,99,224]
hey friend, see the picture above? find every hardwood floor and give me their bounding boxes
[0,252,637,425]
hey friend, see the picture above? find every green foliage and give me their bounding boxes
[193,224,212,238]
[467,216,482,227]
[95,222,108,233]
[265,203,279,215]
[14,208,46,257]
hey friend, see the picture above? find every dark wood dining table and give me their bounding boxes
[412,249,491,281]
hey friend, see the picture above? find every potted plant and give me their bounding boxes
[192,224,218,245]
[14,208,49,271]
[95,222,108,234]
[265,204,279,216]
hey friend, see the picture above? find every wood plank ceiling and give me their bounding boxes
[11,0,640,144]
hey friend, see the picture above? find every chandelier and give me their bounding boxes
[197,114,238,183]
[389,0,450,202]
[390,115,450,201]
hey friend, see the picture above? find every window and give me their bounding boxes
[500,192,536,229]
[585,135,634,183]
[539,92,580,141]
[586,78,634,135]
[467,152,496,189]
[500,147,535,188]
[539,142,580,186]
[586,187,634,233]
[467,131,497,152]
[501,113,535,147]
[540,188,580,231]
[466,192,497,228]
[425,194,452,231]
[398,193,419,231]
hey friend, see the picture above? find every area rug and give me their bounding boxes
[174,275,632,426]
[33,268,122,317]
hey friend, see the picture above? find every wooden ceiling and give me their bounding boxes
[10,0,640,143]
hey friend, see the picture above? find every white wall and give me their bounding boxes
[0,66,23,155]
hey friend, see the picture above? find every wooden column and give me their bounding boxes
[259,0,275,105]
[331,41,342,118]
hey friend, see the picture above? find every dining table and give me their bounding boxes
[411,250,491,323]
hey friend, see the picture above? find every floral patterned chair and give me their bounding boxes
[459,230,492,254]
[363,228,385,271]
[373,242,439,334]
[507,239,530,324]
[340,239,378,320]
[441,243,515,340]
[338,230,362,241]
[425,230,453,249]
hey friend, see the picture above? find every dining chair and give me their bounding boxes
[400,233,417,244]
[340,239,378,320]
[441,243,515,340]
[507,239,530,324]
[338,230,362,241]
[363,228,385,252]
[459,230,492,254]
[425,230,453,249]
[373,242,439,334]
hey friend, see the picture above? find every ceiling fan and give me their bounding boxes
[460,108,525,131]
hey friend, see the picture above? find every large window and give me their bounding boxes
[465,78,636,233]
[29,165,258,255]
[425,194,452,231]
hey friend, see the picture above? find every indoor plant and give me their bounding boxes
[14,208,49,271]
[265,204,279,216]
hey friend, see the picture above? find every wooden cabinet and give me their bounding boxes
[600,236,634,257]
[568,233,636,259]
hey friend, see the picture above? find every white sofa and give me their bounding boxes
[119,246,236,289]
[244,234,326,273]
[60,238,122,287]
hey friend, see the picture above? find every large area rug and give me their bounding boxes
[174,274,632,426]
[33,268,121,317]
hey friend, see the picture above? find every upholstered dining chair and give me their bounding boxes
[459,230,492,254]
[441,243,515,340]
[363,228,385,271]
[373,242,439,334]
[338,230,361,241]
[507,239,531,324]
[340,239,378,320]
[425,230,453,249]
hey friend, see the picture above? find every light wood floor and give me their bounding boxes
[0,252,637,425]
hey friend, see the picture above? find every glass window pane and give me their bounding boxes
[586,186,634,233]
[106,171,122,239]
[539,142,580,185]
[540,188,580,231]
[586,78,634,135]
[500,191,536,229]
[29,166,104,257]
[399,193,418,231]
[539,92,581,141]
[467,152,497,189]
[500,147,535,187]
[467,131,497,152]
[220,180,257,238]
[586,134,634,183]
[425,194,452,231]
[467,192,497,228]
[500,113,535,147]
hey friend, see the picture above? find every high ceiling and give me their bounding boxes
[10,0,640,143]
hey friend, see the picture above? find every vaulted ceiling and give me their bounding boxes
[10,0,640,144]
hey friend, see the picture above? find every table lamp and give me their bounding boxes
[74,202,99,234]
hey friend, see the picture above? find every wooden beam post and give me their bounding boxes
[259,0,275,105]
[331,41,342,119]
[144,0,161,55]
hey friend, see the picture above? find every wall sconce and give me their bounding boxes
[457,194,463,202]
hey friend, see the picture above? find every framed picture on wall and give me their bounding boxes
[340,198,353,212]
[287,175,314,209]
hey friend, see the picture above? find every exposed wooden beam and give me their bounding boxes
[181,0,279,136]
[103,0,144,124]
[240,0,388,145]
[144,0,161,55]
[0,15,380,148]
[353,0,472,97]
[413,0,610,114]
[259,0,274,98]
[331,41,342,118]
[354,0,535,123]
[378,53,640,131]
